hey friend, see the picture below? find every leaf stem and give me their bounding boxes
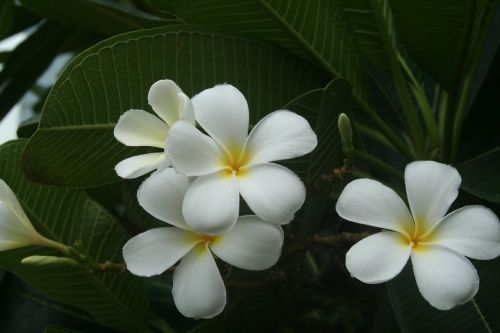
[472,298,492,333]
[355,122,397,152]
[357,99,416,160]
[370,0,425,157]
[398,53,440,148]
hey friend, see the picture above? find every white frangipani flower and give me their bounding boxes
[113,79,195,179]
[0,179,57,251]
[123,168,284,319]
[166,84,317,234]
[336,161,500,310]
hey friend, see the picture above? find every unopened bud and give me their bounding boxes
[21,255,80,268]
[338,113,353,148]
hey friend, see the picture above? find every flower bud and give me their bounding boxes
[21,255,80,268]
[338,113,353,150]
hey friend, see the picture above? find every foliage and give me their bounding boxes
[0,0,499,332]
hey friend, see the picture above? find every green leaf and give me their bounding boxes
[0,0,13,40]
[387,258,500,332]
[391,0,498,89]
[457,148,500,203]
[19,0,179,36]
[22,25,328,187]
[283,80,351,235]
[148,0,372,110]
[0,140,151,332]
[0,274,113,333]
[0,21,73,122]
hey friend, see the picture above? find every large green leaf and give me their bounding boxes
[0,140,150,332]
[457,148,500,203]
[147,0,372,109]
[19,0,178,36]
[22,25,327,187]
[387,258,500,332]
[391,0,499,89]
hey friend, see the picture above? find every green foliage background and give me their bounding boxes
[0,0,499,332]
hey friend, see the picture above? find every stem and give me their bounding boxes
[450,73,474,161]
[39,237,72,256]
[357,99,417,160]
[348,149,404,182]
[91,260,127,273]
[399,54,440,148]
[442,1,476,161]
[355,122,397,152]
[371,0,425,156]
[308,232,371,247]
[472,298,492,333]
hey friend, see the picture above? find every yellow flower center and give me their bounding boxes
[221,146,251,177]
[400,217,437,253]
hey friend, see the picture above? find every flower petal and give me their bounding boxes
[244,110,317,164]
[0,202,41,251]
[0,179,31,229]
[167,121,225,176]
[114,110,168,148]
[173,244,226,319]
[411,244,479,310]
[137,168,190,229]
[210,215,284,270]
[148,79,184,126]
[183,172,239,234]
[123,227,196,277]
[405,161,461,233]
[346,231,411,283]
[238,163,305,224]
[192,84,249,152]
[115,152,164,179]
[178,92,195,125]
[429,206,500,260]
[336,179,414,236]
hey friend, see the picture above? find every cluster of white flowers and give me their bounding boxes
[115,80,317,318]
[1,80,498,321]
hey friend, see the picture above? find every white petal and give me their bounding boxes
[411,245,479,310]
[178,92,195,125]
[183,172,239,234]
[336,178,414,236]
[173,244,226,319]
[0,179,32,229]
[167,121,225,176]
[148,79,184,126]
[123,227,196,277]
[192,84,249,153]
[345,231,411,284]
[210,215,284,270]
[0,202,42,251]
[114,110,168,148]
[137,168,190,229]
[115,153,164,179]
[244,110,317,164]
[238,163,305,224]
[405,161,461,233]
[429,206,500,260]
